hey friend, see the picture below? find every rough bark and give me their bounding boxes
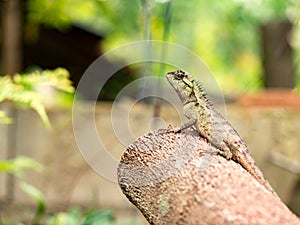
[117,129,299,225]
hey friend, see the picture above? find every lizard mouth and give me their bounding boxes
[166,70,194,84]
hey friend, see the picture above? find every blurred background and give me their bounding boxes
[1,0,300,224]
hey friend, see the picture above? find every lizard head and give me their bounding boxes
[166,70,195,104]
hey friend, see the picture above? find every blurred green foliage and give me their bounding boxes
[20,182,46,225]
[45,208,127,225]
[43,208,112,225]
[26,0,299,93]
[0,67,128,225]
[0,156,43,176]
[0,157,45,225]
[45,208,140,225]
[0,68,74,127]
[3,204,125,225]
[0,68,74,224]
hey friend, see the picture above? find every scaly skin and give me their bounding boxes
[166,69,276,195]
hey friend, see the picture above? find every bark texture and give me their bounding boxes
[118,129,299,225]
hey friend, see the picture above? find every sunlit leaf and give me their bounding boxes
[20,182,46,225]
[0,68,74,128]
[0,156,43,176]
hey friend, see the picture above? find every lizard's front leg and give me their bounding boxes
[169,119,197,133]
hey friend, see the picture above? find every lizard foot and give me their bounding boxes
[217,147,233,160]
[166,124,182,133]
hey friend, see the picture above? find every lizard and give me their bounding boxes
[166,69,276,195]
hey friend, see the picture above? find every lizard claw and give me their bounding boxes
[173,127,182,133]
[167,124,173,130]
[166,124,181,133]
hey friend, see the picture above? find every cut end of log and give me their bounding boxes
[117,129,299,225]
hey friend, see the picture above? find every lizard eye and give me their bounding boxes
[174,70,185,78]
[174,75,182,80]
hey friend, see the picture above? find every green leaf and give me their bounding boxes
[45,207,83,225]
[82,210,116,225]
[0,156,43,177]
[20,182,46,225]
[20,182,44,206]
[0,68,74,128]
[46,212,81,225]
[14,68,74,93]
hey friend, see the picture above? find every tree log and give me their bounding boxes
[117,129,299,225]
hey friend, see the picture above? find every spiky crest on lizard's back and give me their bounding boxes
[193,79,213,108]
